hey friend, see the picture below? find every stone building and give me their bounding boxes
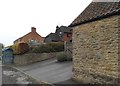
[14,27,44,45]
[69,1,120,84]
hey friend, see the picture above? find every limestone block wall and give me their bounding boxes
[72,15,119,84]
[14,52,62,65]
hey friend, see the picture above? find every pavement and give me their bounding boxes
[1,65,47,85]
[14,58,78,84]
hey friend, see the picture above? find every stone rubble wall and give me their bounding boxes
[14,52,62,66]
[65,42,73,59]
[72,15,119,84]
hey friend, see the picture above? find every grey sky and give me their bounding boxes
[0,0,93,46]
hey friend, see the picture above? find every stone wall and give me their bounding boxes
[14,52,61,65]
[72,15,119,84]
[65,41,72,59]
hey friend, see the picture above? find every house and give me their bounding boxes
[55,26,72,42]
[44,26,72,43]
[44,33,61,43]
[69,1,119,84]
[14,27,44,45]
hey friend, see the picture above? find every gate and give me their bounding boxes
[2,48,14,64]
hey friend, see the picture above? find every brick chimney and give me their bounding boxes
[31,27,36,33]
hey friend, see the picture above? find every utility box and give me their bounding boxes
[2,48,14,64]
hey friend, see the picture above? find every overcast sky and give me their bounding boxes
[0,0,93,46]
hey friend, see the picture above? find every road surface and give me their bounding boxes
[15,58,73,84]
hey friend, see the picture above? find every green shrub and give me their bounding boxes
[30,42,64,53]
[57,52,67,62]
[48,42,64,52]
[31,44,53,53]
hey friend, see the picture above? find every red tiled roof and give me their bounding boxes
[14,31,43,43]
[69,2,120,27]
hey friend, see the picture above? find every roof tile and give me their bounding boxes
[69,2,120,27]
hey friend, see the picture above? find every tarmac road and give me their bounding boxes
[15,58,73,84]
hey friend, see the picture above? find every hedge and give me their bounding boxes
[30,42,64,53]
[56,52,67,62]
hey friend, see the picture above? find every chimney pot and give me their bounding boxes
[31,27,36,32]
